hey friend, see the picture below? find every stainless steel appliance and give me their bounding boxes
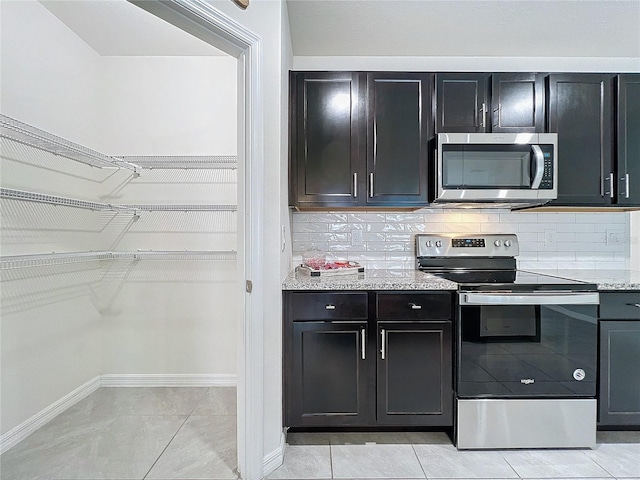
[434,133,558,207]
[416,233,599,449]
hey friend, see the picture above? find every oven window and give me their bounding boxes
[457,303,597,398]
[442,145,532,188]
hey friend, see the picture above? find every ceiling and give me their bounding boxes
[286,0,640,58]
[39,0,640,59]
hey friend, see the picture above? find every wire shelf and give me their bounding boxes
[118,155,238,169]
[1,188,238,212]
[0,114,139,172]
[0,250,237,270]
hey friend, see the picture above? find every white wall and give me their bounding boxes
[0,0,239,436]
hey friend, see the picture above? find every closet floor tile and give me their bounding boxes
[266,445,332,479]
[191,387,237,416]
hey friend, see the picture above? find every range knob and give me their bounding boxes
[426,241,433,247]
[435,240,443,247]
[504,240,512,247]
[494,240,502,247]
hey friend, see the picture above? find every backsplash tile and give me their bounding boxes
[291,208,631,270]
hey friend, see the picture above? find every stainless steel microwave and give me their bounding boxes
[434,133,558,207]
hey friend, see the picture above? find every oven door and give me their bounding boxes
[457,291,599,399]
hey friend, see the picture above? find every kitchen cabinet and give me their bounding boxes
[598,291,640,427]
[283,290,453,428]
[435,73,489,133]
[435,73,544,134]
[616,74,640,206]
[289,72,431,208]
[376,292,453,426]
[547,74,616,206]
[290,72,365,207]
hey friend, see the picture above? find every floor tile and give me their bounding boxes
[585,443,640,478]
[331,444,425,479]
[501,449,613,478]
[192,387,237,416]
[266,445,332,479]
[413,444,519,479]
[146,415,237,479]
[62,387,208,416]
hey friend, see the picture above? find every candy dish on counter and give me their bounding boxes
[296,261,364,277]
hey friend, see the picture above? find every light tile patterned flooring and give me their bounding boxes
[1,387,639,480]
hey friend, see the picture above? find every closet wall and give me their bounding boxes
[0,0,238,438]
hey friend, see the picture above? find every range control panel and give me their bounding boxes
[416,234,519,258]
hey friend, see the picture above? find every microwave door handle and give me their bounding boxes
[531,145,545,189]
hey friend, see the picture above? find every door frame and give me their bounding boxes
[128,1,264,478]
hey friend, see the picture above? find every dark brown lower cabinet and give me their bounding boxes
[377,321,452,425]
[289,321,372,427]
[284,290,454,429]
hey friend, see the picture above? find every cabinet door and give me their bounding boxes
[292,72,365,207]
[617,74,640,206]
[491,73,545,133]
[366,73,431,205]
[435,73,488,133]
[548,74,615,205]
[599,320,640,426]
[377,321,453,426]
[289,321,372,427]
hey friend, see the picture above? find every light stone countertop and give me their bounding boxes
[523,269,640,291]
[282,267,457,291]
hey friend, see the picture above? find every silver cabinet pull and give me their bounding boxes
[621,173,630,199]
[409,303,422,310]
[605,172,614,198]
[479,102,486,129]
[325,304,336,310]
[629,303,640,308]
[353,173,358,198]
[361,328,366,360]
[369,173,374,198]
[381,328,386,360]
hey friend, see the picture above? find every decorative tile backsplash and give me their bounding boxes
[292,209,631,270]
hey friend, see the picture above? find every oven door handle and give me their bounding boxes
[460,292,600,305]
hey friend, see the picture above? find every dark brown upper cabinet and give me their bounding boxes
[366,73,431,206]
[547,74,616,206]
[290,72,365,207]
[435,73,489,133]
[616,74,640,206]
[290,71,431,208]
[435,73,545,134]
[491,73,545,133]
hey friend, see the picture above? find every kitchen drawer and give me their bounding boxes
[291,292,368,320]
[376,292,452,320]
[600,292,640,319]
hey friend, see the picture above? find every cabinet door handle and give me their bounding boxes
[628,303,640,308]
[369,173,374,198]
[479,102,486,129]
[325,304,336,310]
[353,173,358,198]
[381,328,386,360]
[621,173,630,199]
[409,303,422,310]
[361,328,366,360]
[604,172,614,198]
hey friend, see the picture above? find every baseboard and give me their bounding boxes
[100,373,237,387]
[262,429,286,477]
[0,376,101,454]
[0,373,237,454]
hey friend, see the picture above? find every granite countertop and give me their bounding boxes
[524,269,640,291]
[282,268,457,291]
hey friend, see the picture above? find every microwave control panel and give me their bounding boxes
[538,145,555,189]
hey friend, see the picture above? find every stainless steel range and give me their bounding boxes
[416,233,599,450]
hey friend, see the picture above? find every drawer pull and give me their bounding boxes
[629,303,640,308]
[409,303,422,310]
[325,304,336,310]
